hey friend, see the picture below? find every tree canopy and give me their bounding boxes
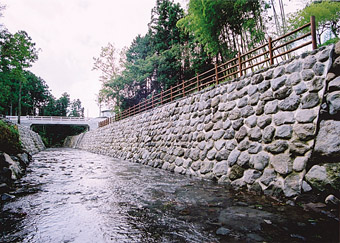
[177,0,269,60]
[0,6,84,118]
[95,0,211,112]
[288,0,340,45]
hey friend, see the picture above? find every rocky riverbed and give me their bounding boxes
[0,148,338,242]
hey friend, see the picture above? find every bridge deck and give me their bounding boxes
[5,116,105,131]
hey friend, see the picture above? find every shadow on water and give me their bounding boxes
[0,148,339,242]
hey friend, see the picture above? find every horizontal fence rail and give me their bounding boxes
[6,116,88,122]
[99,16,317,128]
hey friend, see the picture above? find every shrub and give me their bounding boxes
[0,120,22,154]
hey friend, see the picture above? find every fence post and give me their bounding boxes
[310,16,317,50]
[170,86,173,101]
[268,36,274,65]
[197,74,200,91]
[152,94,154,108]
[160,90,163,105]
[182,80,185,97]
[215,63,219,85]
[238,52,242,77]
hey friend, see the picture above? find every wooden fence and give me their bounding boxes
[99,16,317,128]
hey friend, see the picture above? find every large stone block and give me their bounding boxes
[260,168,276,186]
[335,41,340,56]
[301,93,320,109]
[332,56,340,75]
[283,172,302,197]
[273,112,295,126]
[312,62,325,76]
[264,100,278,114]
[200,161,215,174]
[301,69,314,81]
[262,126,276,144]
[232,119,244,131]
[270,154,293,175]
[305,163,340,191]
[278,94,300,111]
[265,140,288,154]
[294,124,316,141]
[294,82,308,95]
[271,76,286,91]
[273,66,285,78]
[228,164,245,180]
[286,61,302,74]
[275,125,293,139]
[295,109,316,123]
[303,55,316,69]
[248,127,262,141]
[237,151,250,167]
[251,74,264,84]
[213,161,229,177]
[328,77,340,92]
[287,72,301,86]
[243,169,262,184]
[314,120,340,160]
[227,149,241,166]
[250,151,269,170]
[326,91,340,115]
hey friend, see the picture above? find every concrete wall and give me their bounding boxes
[66,44,340,199]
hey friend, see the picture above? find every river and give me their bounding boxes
[0,148,338,242]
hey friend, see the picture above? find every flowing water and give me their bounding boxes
[0,148,338,242]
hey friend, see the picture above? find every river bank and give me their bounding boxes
[0,118,45,200]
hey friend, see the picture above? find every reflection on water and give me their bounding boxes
[0,148,338,242]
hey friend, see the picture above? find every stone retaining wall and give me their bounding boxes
[66,44,340,199]
[17,124,45,155]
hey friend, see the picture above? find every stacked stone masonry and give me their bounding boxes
[67,44,340,198]
[18,124,45,155]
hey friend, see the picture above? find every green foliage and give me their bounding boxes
[41,92,73,117]
[0,29,39,116]
[69,99,84,117]
[0,14,84,120]
[319,37,340,47]
[95,0,211,111]
[0,120,22,154]
[177,0,267,59]
[288,0,340,45]
[21,71,51,115]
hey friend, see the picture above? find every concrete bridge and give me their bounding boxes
[6,116,105,131]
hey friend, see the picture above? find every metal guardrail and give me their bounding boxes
[98,16,317,128]
[6,116,88,122]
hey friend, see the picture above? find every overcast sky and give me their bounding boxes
[1,0,305,118]
[1,0,186,117]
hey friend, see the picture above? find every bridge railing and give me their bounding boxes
[6,116,88,122]
[105,16,316,128]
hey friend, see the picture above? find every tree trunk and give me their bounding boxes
[18,79,22,124]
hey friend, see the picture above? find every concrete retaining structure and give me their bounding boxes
[65,43,340,199]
